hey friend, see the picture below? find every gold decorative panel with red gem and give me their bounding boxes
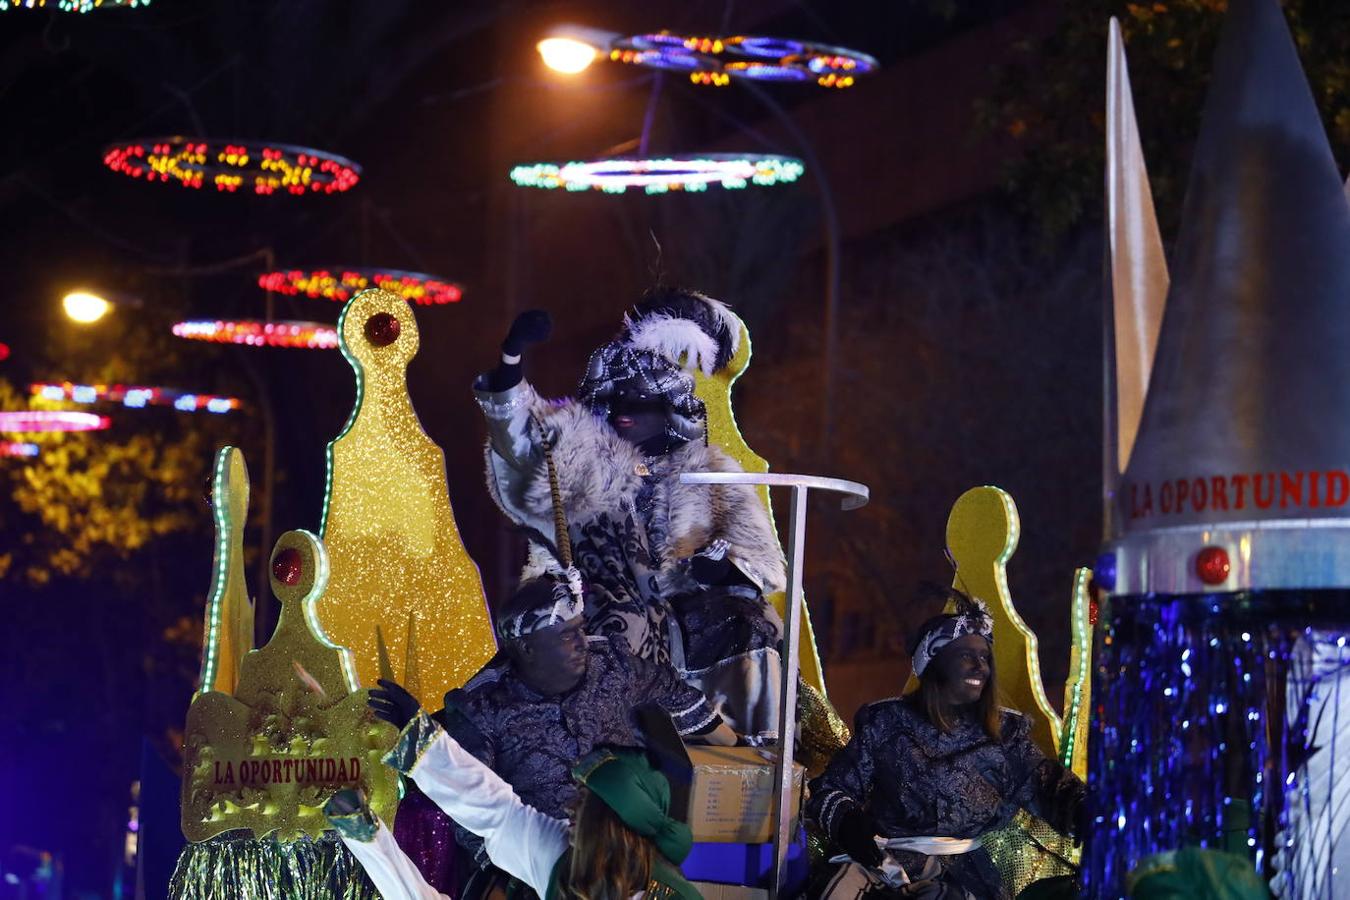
[317,287,496,703]
[180,528,399,842]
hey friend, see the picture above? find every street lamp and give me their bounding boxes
[537,37,598,74]
[62,291,113,324]
[535,25,617,75]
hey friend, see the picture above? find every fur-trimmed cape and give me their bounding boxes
[479,381,786,597]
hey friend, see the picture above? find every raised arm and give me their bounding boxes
[473,310,554,472]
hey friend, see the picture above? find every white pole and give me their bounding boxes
[679,472,868,897]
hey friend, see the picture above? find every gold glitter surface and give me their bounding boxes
[200,446,254,695]
[181,530,399,842]
[1060,567,1093,780]
[904,486,1063,757]
[693,320,829,696]
[317,288,495,707]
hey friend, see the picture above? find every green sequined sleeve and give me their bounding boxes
[382,709,444,775]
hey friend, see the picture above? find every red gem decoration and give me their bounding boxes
[0,342,10,362]
[364,312,401,347]
[272,547,304,586]
[1195,546,1231,585]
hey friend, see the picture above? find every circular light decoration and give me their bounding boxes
[607,31,877,88]
[0,411,110,433]
[102,137,361,196]
[258,268,464,306]
[172,319,338,350]
[31,382,242,414]
[0,0,148,10]
[0,342,9,362]
[0,441,39,458]
[510,154,804,195]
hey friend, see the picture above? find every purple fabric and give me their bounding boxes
[392,781,459,897]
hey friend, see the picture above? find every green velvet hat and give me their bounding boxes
[571,748,693,865]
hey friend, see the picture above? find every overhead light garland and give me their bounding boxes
[0,411,110,433]
[0,441,39,458]
[510,154,804,194]
[605,30,877,88]
[0,0,148,11]
[258,268,464,306]
[103,138,361,196]
[172,319,338,350]
[31,382,241,414]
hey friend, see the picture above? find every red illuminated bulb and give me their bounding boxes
[272,547,303,586]
[1195,546,1231,586]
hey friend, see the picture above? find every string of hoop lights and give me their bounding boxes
[510,153,804,194]
[31,382,242,414]
[172,319,338,350]
[0,0,147,11]
[258,268,464,306]
[605,30,877,88]
[0,441,39,458]
[0,411,110,433]
[103,137,361,195]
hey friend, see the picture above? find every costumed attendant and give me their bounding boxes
[325,709,701,899]
[807,587,1084,899]
[439,570,736,897]
[474,288,786,737]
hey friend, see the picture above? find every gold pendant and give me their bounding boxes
[634,463,650,477]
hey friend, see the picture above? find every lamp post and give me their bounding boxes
[55,283,277,642]
[532,27,845,467]
[682,472,869,898]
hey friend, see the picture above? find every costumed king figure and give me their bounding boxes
[474,287,787,737]
[807,587,1084,899]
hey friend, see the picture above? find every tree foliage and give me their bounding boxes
[980,0,1350,237]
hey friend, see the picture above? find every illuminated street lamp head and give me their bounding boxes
[63,291,112,324]
[538,36,599,74]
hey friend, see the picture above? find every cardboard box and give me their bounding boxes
[689,883,768,900]
[635,704,805,844]
[685,745,805,843]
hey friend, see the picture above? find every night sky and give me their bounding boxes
[0,1,1112,894]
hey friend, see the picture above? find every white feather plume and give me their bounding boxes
[623,294,742,376]
[625,314,721,375]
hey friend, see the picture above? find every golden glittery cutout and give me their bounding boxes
[693,320,829,696]
[1060,567,1093,780]
[181,530,399,842]
[199,446,254,695]
[318,288,496,705]
[904,486,1061,755]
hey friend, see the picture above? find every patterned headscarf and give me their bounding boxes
[910,593,995,678]
[496,570,585,642]
[576,344,706,444]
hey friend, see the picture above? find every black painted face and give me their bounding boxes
[518,616,588,690]
[930,633,992,707]
[607,378,671,452]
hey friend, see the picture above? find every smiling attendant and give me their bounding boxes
[805,585,1085,899]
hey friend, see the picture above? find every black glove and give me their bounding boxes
[836,807,883,868]
[369,678,422,730]
[481,310,552,392]
[502,309,552,356]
